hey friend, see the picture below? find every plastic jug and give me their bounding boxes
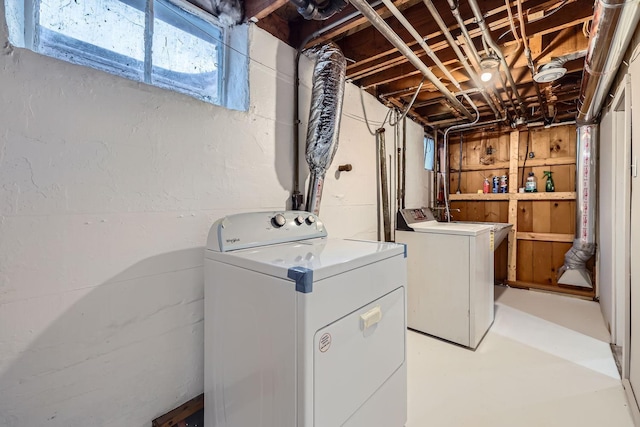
[525,172,537,192]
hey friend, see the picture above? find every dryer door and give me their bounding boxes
[313,287,405,426]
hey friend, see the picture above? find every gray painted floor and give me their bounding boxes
[406,286,634,426]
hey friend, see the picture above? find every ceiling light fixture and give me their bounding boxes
[480,55,500,82]
[533,62,567,83]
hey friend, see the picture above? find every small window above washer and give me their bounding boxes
[4,0,249,110]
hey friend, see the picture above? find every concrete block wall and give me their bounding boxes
[0,10,427,426]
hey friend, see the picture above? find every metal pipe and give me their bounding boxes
[402,117,407,209]
[291,0,348,20]
[378,128,392,241]
[447,0,516,116]
[442,116,505,222]
[443,104,480,221]
[516,0,549,123]
[381,0,462,91]
[467,0,528,117]
[504,0,522,60]
[421,0,502,119]
[348,0,475,120]
[577,0,640,124]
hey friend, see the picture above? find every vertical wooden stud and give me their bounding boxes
[508,130,519,282]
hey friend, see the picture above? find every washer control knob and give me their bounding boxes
[272,213,286,228]
[306,215,316,225]
[295,215,305,225]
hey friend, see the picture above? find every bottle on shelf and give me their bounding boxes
[483,178,490,194]
[525,172,537,193]
[543,171,555,192]
[499,175,508,193]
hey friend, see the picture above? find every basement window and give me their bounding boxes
[424,136,435,171]
[4,0,248,109]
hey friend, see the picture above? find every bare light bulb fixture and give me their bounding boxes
[480,54,500,82]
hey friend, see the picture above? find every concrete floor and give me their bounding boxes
[406,286,635,427]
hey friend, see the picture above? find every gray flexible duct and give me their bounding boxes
[304,43,347,215]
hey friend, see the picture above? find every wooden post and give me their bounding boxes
[507,130,520,282]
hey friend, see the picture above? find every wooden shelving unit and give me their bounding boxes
[446,126,595,298]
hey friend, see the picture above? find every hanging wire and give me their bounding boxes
[389,78,426,126]
[360,88,392,135]
[360,77,425,134]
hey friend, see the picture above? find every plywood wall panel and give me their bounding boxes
[531,128,551,159]
[549,126,575,158]
[532,200,552,233]
[533,241,554,285]
[518,201,534,232]
[550,201,575,235]
[517,240,535,282]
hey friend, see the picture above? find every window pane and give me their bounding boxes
[152,0,221,103]
[424,136,435,171]
[37,0,145,80]
[5,0,25,47]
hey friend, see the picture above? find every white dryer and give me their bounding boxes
[204,211,407,427]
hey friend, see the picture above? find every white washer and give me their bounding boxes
[204,211,407,427]
[396,208,494,349]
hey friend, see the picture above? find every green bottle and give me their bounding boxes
[543,171,555,192]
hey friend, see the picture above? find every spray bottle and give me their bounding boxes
[543,171,555,192]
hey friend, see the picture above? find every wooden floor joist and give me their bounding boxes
[507,281,596,299]
[152,394,204,427]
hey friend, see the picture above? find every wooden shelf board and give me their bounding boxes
[449,193,510,200]
[516,232,574,243]
[449,192,575,201]
[515,191,576,200]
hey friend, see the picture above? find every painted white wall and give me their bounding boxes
[0,11,425,427]
[598,108,615,337]
[404,120,432,210]
[598,72,633,347]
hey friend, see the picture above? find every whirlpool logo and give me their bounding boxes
[226,238,240,243]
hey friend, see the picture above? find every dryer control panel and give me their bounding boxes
[207,211,327,252]
[396,208,436,231]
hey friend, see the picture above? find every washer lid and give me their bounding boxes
[206,238,405,282]
[410,221,492,236]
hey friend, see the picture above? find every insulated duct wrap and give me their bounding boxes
[558,125,597,288]
[577,0,640,124]
[304,43,346,215]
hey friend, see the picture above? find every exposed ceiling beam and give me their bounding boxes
[246,0,290,21]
